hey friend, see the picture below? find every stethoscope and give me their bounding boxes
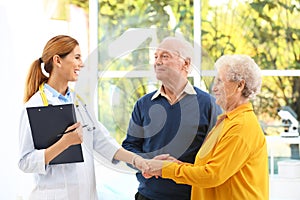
[39,83,96,132]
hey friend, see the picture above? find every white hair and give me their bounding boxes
[214,54,262,99]
[158,37,194,71]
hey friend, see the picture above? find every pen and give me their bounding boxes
[57,124,88,137]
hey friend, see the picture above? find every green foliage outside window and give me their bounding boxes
[70,0,300,142]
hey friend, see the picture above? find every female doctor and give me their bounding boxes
[18,35,148,200]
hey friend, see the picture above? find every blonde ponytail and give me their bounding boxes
[23,59,48,103]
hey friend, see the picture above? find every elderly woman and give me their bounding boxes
[144,54,269,200]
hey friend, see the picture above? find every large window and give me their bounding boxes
[93,0,300,177]
[96,0,300,141]
[97,0,200,143]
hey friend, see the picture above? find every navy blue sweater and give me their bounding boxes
[122,87,221,200]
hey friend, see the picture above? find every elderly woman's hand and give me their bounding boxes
[153,154,182,163]
[142,154,182,179]
[142,159,164,179]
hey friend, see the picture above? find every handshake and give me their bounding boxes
[132,154,182,179]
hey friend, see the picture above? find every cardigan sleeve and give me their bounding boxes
[162,130,251,187]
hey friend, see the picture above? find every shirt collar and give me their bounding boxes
[220,102,253,121]
[44,83,72,103]
[151,81,196,101]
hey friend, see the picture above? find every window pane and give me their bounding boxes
[98,77,158,143]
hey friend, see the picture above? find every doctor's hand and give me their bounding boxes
[132,155,150,173]
[60,122,83,147]
[44,122,83,165]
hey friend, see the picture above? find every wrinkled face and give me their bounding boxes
[154,49,187,82]
[56,45,83,82]
[212,66,240,110]
[153,39,190,84]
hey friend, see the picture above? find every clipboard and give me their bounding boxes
[26,104,84,165]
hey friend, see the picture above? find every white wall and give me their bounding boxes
[0,1,88,199]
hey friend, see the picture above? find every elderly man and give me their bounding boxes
[144,54,269,200]
[122,36,221,200]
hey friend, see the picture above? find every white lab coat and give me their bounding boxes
[18,88,120,200]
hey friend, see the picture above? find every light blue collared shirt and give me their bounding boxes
[44,83,72,103]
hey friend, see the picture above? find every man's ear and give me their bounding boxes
[183,57,191,73]
[185,57,191,66]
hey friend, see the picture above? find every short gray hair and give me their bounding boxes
[214,54,262,99]
[159,36,194,64]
